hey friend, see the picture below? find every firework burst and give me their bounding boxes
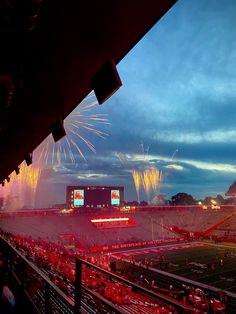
[0,92,109,210]
[35,91,110,166]
[131,170,142,203]
[131,167,162,203]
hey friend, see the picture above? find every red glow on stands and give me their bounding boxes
[91,217,129,223]
[90,217,135,229]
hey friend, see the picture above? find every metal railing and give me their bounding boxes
[75,258,193,314]
[3,235,232,313]
[0,236,121,314]
[114,258,236,313]
[0,236,74,314]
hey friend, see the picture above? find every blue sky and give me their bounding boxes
[36,0,236,206]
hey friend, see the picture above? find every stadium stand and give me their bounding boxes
[1,206,236,313]
[0,207,235,247]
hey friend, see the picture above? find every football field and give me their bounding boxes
[113,242,236,293]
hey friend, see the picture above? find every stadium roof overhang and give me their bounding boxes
[0,0,177,182]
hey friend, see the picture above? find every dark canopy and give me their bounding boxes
[0,0,177,182]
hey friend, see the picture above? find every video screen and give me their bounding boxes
[111,190,120,205]
[73,189,84,207]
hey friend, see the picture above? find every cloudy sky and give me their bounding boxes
[34,0,236,206]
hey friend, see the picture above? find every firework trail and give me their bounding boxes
[131,170,142,203]
[114,152,128,166]
[142,170,152,201]
[171,148,178,161]
[0,92,109,210]
[164,148,179,180]
[35,91,110,166]
[140,143,149,166]
[149,167,160,191]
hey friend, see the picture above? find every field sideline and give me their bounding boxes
[112,241,236,293]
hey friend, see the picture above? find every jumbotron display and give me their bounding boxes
[67,186,124,208]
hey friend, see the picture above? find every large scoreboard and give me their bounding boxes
[67,186,124,208]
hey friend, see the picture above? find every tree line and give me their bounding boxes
[125,193,234,206]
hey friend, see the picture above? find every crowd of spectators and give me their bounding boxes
[3,229,226,313]
[109,255,227,313]
[1,207,234,250]
[0,204,234,314]
[0,230,181,313]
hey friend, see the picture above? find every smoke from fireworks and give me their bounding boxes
[0,162,41,210]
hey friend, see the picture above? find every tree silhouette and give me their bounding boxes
[226,181,236,197]
[171,193,196,205]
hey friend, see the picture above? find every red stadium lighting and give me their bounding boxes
[91,217,129,223]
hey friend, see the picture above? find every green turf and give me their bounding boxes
[133,243,236,292]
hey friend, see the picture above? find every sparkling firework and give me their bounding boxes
[131,170,142,203]
[20,163,41,194]
[131,167,162,203]
[142,170,152,198]
[35,92,110,165]
[0,92,109,210]
[1,162,41,209]
[149,167,160,191]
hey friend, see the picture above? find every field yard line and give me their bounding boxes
[110,242,204,255]
[114,256,236,299]
[203,242,236,250]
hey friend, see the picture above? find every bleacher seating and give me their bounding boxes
[0,207,235,248]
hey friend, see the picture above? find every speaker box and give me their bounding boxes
[14,166,20,175]
[92,58,122,105]
[51,119,66,142]
[25,153,32,166]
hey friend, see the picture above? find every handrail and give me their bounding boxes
[0,235,74,306]
[82,286,127,314]
[77,258,192,312]
[0,235,130,313]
